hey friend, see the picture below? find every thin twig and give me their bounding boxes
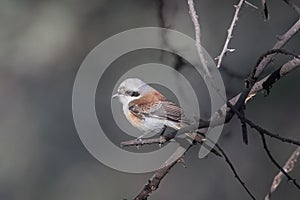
[129,6,300,200]
[245,1,258,9]
[157,0,167,28]
[240,107,248,144]
[283,0,300,16]
[122,55,300,148]
[203,134,256,199]
[254,18,300,77]
[121,137,167,147]
[216,0,245,68]
[215,143,256,199]
[246,115,300,146]
[247,56,300,101]
[259,134,300,190]
[215,19,300,119]
[226,102,300,191]
[227,102,300,146]
[187,0,212,78]
[265,147,300,200]
[261,0,269,20]
[134,144,194,200]
[233,49,299,118]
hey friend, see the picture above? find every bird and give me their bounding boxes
[112,78,222,157]
[112,78,190,139]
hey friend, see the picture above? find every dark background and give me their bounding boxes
[1,0,300,199]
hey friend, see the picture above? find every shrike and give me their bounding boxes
[112,78,190,139]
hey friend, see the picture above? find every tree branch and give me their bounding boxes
[134,144,194,200]
[226,102,300,192]
[213,141,256,199]
[254,18,300,77]
[265,147,300,200]
[128,4,300,200]
[227,102,300,146]
[122,55,300,148]
[187,0,212,78]
[248,56,300,100]
[260,134,300,191]
[216,0,245,68]
[282,0,300,16]
[121,137,167,147]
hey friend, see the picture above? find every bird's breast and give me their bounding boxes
[127,111,144,128]
[123,106,165,133]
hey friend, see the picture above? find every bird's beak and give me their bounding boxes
[112,93,119,99]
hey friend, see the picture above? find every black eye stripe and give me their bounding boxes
[125,91,140,97]
[131,91,140,97]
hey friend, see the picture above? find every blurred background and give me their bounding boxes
[1,0,300,199]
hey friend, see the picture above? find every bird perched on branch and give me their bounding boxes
[112,78,222,157]
[112,78,190,139]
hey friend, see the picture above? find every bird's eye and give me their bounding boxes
[131,91,140,97]
[126,90,140,97]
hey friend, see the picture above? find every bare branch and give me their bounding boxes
[216,0,245,68]
[157,0,167,28]
[187,0,212,78]
[134,144,194,200]
[259,134,300,191]
[226,102,300,191]
[232,50,299,120]
[265,147,300,200]
[121,137,167,147]
[227,102,300,146]
[129,5,300,200]
[245,1,258,9]
[261,0,269,20]
[215,143,256,199]
[122,56,300,148]
[215,49,299,124]
[204,133,256,199]
[245,55,300,102]
[240,107,248,144]
[222,49,300,118]
[282,0,300,16]
[254,18,300,77]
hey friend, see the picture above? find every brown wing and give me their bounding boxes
[128,90,184,123]
[129,100,184,123]
[157,101,184,123]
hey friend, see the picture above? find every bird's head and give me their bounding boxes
[112,78,151,106]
